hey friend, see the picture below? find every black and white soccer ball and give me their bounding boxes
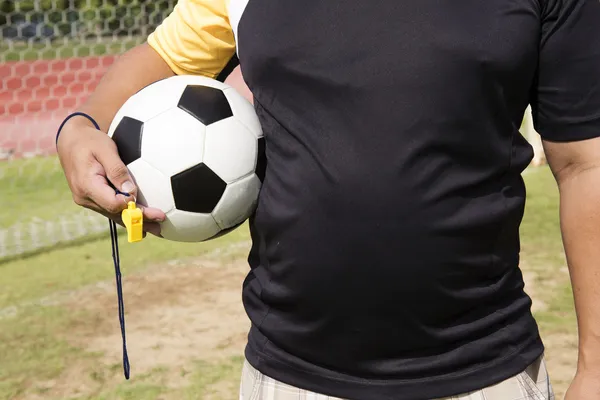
[107,75,265,242]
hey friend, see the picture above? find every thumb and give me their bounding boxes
[94,144,137,198]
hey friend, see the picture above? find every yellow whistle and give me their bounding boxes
[121,201,144,243]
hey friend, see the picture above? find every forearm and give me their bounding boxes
[558,165,600,372]
[67,43,175,133]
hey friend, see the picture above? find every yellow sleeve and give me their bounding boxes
[147,0,235,78]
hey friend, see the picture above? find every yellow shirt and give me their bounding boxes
[147,0,239,78]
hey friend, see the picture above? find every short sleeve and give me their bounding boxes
[531,0,600,142]
[147,0,236,78]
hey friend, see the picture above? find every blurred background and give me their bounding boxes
[0,1,574,399]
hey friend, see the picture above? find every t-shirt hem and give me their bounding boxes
[244,338,545,400]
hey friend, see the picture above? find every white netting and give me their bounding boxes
[0,0,176,260]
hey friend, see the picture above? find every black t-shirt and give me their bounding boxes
[225,1,600,399]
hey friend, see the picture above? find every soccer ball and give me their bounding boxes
[107,75,265,242]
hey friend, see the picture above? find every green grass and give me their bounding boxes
[0,155,252,308]
[179,356,245,400]
[1,156,253,399]
[1,156,74,227]
[0,305,93,400]
[0,38,141,62]
[520,167,565,267]
[0,299,247,400]
[519,167,576,334]
[61,356,245,400]
[0,225,250,308]
[0,161,577,399]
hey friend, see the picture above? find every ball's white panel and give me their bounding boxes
[127,158,175,213]
[160,209,221,242]
[212,173,261,229]
[223,87,263,138]
[203,119,257,183]
[108,78,191,137]
[142,108,206,176]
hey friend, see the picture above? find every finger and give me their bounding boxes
[143,222,162,237]
[87,191,165,227]
[87,150,166,222]
[138,204,166,222]
[86,174,132,215]
[92,140,137,198]
[98,208,163,237]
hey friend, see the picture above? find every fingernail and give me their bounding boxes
[152,214,166,222]
[121,181,135,194]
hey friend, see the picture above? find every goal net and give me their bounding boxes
[0,0,176,260]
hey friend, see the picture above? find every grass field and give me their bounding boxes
[0,158,577,400]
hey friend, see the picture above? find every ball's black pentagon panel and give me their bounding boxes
[112,116,144,166]
[177,85,233,125]
[171,163,227,213]
[256,137,267,183]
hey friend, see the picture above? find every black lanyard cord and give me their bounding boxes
[110,217,130,379]
[55,112,131,380]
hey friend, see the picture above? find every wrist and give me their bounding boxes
[56,112,100,151]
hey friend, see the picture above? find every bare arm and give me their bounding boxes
[56,44,175,233]
[61,43,175,135]
[544,137,600,397]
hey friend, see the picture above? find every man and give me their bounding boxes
[56,0,600,398]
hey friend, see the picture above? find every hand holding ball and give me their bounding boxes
[107,75,265,242]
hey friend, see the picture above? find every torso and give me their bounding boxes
[232,1,544,398]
